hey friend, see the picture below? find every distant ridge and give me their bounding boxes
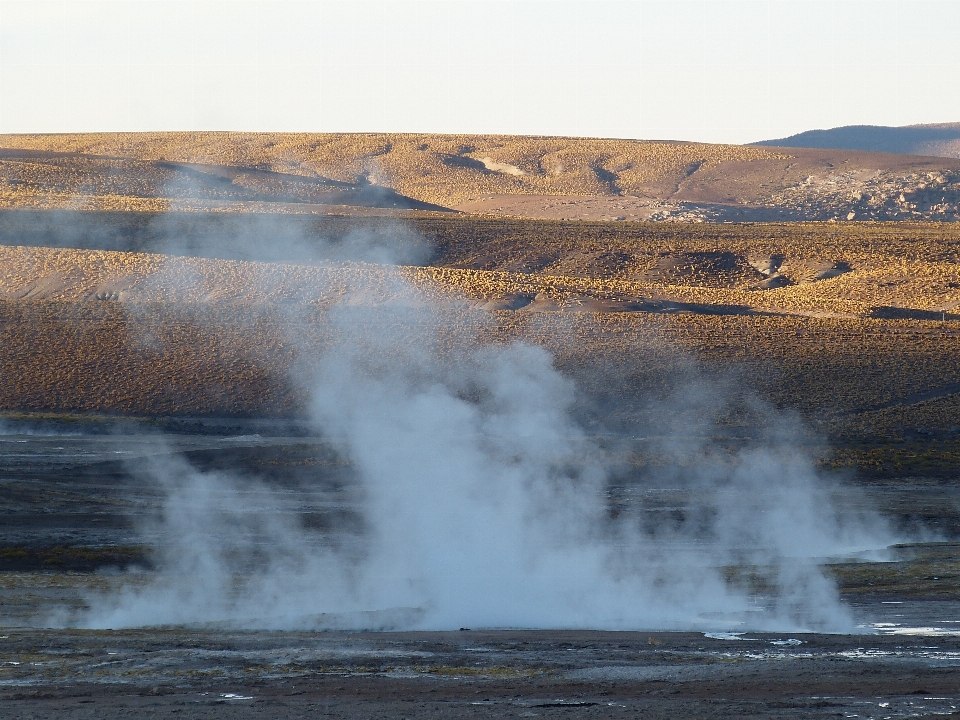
[754,122,960,159]
[2,132,960,221]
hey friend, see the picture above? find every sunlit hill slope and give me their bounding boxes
[2,132,960,221]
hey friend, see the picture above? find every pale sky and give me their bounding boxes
[1,0,958,145]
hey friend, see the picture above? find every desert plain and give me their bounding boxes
[2,133,960,718]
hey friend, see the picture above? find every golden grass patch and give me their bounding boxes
[1,218,960,440]
[0,132,790,208]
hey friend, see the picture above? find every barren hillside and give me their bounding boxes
[3,220,960,442]
[4,219,960,319]
[2,133,959,221]
[756,122,960,160]
[3,133,960,442]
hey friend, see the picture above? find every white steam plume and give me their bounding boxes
[75,228,895,633]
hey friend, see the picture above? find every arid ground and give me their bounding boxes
[1,132,959,221]
[3,133,960,717]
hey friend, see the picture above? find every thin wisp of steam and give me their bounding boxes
[72,219,896,633]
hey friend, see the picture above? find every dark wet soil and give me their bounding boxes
[2,629,960,718]
[2,420,960,718]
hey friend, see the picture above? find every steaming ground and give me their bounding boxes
[2,152,960,716]
[0,209,903,633]
[0,425,928,634]
[4,427,960,720]
[42,265,891,634]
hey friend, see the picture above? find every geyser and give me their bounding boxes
[72,221,894,633]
